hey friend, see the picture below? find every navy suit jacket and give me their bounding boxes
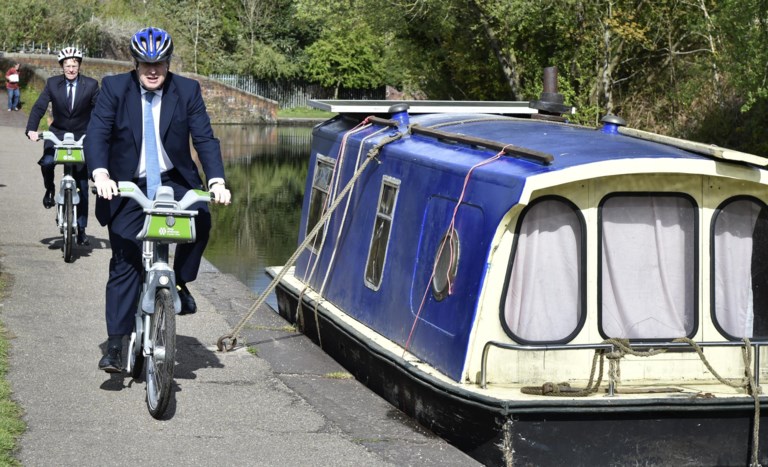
[85,71,225,226]
[26,74,99,139]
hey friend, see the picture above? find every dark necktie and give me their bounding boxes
[144,92,161,200]
[67,83,74,111]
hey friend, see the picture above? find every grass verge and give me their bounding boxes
[323,371,353,380]
[0,272,25,466]
[277,107,335,119]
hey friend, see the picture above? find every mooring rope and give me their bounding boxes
[216,129,404,352]
[298,120,372,284]
[295,121,375,347]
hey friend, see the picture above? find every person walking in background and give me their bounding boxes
[86,27,231,372]
[5,62,21,111]
[25,48,99,245]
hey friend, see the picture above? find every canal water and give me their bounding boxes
[203,123,314,309]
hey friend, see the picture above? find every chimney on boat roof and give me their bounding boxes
[529,66,572,122]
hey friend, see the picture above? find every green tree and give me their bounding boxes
[304,23,386,96]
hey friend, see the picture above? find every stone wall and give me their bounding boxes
[0,53,277,123]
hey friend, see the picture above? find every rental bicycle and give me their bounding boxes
[118,181,211,418]
[40,131,85,263]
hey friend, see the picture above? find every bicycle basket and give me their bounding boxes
[140,213,197,243]
[54,147,85,164]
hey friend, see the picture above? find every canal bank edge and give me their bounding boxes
[0,108,478,466]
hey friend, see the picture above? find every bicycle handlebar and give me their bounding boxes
[40,131,85,147]
[117,181,212,214]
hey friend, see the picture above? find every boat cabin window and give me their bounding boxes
[502,197,585,343]
[712,197,768,338]
[432,228,460,301]
[306,155,335,253]
[365,176,400,290]
[599,194,697,339]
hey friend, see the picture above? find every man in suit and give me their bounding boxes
[86,27,231,372]
[26,47,99,245]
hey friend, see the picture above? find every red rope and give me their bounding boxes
[402,147,508,356]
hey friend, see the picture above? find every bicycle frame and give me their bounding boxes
[118,182,210,369]
[41,131,85,262]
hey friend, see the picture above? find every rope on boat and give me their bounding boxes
[518,338,761,465]
[295,120,374,347]
[299,126,391,348]
[402,148,508,356]
[216,129,404,352]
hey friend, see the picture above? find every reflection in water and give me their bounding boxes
[204,124,314,309]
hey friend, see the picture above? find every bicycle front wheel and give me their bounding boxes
[146,287,176,419]
[63,188,74,263]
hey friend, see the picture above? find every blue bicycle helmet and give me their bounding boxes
[130,27,174,63]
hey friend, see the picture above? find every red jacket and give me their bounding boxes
[5,67,20,90]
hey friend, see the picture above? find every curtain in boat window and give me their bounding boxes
[306,156,335,252]
[600,195,695,339]
[503,198,583,342]
[713,198,768,338]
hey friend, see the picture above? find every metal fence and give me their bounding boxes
[209,74,385,109]
[2,42,93,57]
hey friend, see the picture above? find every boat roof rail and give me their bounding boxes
[410,124,554,165]
[617,126,768,167]
[309,99,539,116]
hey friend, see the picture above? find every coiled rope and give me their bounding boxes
[216,130,404,352]
[519,338,761,465]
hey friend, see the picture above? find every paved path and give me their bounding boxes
[0,108,478,466]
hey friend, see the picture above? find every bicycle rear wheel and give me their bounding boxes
[146,287,176,419]
[63,188,74,263]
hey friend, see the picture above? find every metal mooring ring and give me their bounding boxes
[216,334,237,352]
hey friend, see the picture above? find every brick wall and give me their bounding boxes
[1,53,277,123]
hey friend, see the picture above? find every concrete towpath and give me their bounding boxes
[0,108,479,466]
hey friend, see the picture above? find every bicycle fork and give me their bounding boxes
[56,174,80,233]
[126,242,183,373]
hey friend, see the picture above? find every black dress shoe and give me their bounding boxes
[77,230,90,246]
[98,347,122,373]
[177,284,197,315]
[42,189,55,209]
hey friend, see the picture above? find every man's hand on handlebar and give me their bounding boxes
[26,130,40,142]
[210,183,231,205]
[94,172,119,200]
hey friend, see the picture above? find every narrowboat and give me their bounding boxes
[265,72,768,466]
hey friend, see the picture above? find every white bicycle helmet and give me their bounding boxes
[58,47,83,64]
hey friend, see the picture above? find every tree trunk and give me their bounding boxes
[596,1,623,115]
[698,0,722,104]
[469,0,521,100]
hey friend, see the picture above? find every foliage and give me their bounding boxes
[1,0,767,154]
[304,22,387,96]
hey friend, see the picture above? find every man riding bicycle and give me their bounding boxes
[86,27,231,372]
[25,47,100,246]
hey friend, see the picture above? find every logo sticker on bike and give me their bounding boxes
[54,148,85,164]
[144,215,195,242]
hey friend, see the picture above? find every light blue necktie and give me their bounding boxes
[144,92,161,200]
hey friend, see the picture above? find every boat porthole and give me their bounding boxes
[432,228,460,301]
